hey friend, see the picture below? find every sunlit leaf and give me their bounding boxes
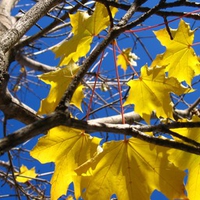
[168,116,200,200]
[37,63,84,114]
[117,48,139,71]
[152,19,200,85]
[85,3,117,35]
[30,126,101,200]
[15,165,37,183]
[124,65,190,123]
[54,34,93,66]
[76,139,186,200]
[65,195,74,200]
[70,84,84,111]
[52,3,117,66]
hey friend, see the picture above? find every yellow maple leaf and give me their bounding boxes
[168,116,200,200]
[37,63,84,115]
[70,84,84,112]
[65,195,74,200]
[76,139,186,200]
[15,165,37,183]
[52,3,117,66]
[117,48,139,71]
[54,34,93,66]
[30,126,101,200]
[124,65,190,123]
[152,19,200,85]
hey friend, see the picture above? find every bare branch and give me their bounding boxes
[90,111,142,124]
[96,1,200,20]
[0,70,41,124]
[0,0,63,54]
[0,111,200,155]
[174,98,200,120]
[16,0,87,49]
[0,111,69,154]
[0,91,41,124]
[0,0,18,29]
[118,0,147,27]
[16,54,56,73]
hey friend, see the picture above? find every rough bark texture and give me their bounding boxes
[0,0,62,123]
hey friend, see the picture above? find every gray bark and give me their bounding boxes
[0,0,62,123]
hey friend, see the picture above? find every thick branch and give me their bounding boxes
[96,1,200,20]
[0,0,63,54]
[0,112,200,155]
[69,118,200,155]
[0,73,41,124]
[0,111,69,154]
[68,119,200,136]
[89,104,200,124]
[16,0,87,49]
[0,91,41,124]
[0,0,18,15]
[118,0,147,27]
[0,0,17,29]
[90,111,142,124]
[16,54,56,73]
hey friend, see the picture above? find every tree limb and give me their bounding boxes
[15,0,87,49]
[96,0,200,20]
[0,111,69,154]
[0,72,41,124]
[0,0,63,54]
[0,111,200,155]
[16,54,56,73]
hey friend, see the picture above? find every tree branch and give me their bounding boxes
[0,111,69,154]
[0,0,63,85]
[16,54,56,73]
[0,0,18,29]
[0,0,64,124]
[15,0,87,49]
[56,0,151,111]
[0,111,200,155]
[0,0,63,54]
[118,0,147,27]
[96,1,200,20]
[0,72,41,124]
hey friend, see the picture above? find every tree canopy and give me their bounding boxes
[0,0,200,199]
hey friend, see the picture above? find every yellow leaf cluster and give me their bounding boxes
[76,139,186,200]
[124,65,190,123]
[38,63,84,114]
[32,16,200,200]
[30,126,101,200]
[169,116,200,200]
[152,19,200,85]
[15,165,37,183]
[31,131,187,200]
[37,3,118,115]
[52,3,117,66]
